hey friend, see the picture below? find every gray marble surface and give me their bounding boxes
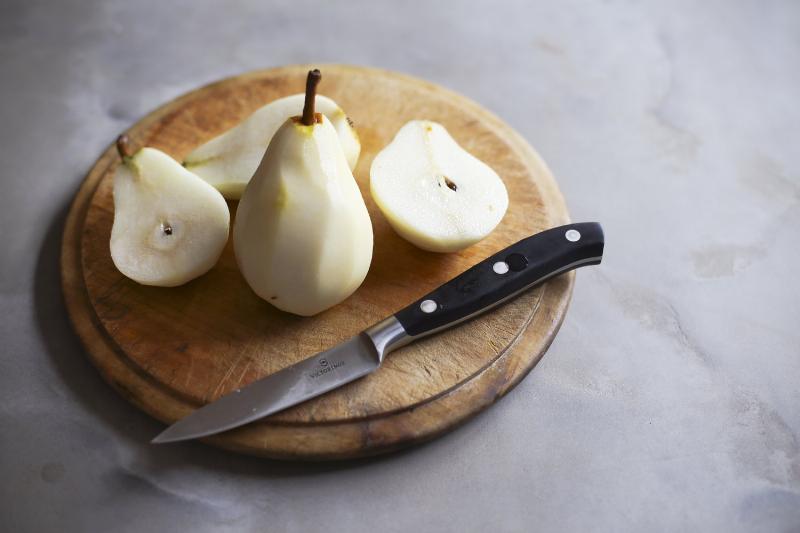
[1,0,798,531]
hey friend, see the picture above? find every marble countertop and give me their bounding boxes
[1,1,798,531]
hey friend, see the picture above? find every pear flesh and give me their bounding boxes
[370,120,508,253]
[111,147,230,287]
[184,94,360,199]
[234,114,373,316]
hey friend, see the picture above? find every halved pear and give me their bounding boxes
[110,136,230,287]
[184,93,360,199]
[234,70,373,316]
[370,120,508,253]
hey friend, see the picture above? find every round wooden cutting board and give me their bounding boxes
[61,64,572,460]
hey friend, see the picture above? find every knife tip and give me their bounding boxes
[151,425,212,444]
[150,430,181,444]
[150,434,168,444]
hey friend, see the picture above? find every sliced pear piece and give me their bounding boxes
[234,70,373,316]
[110,136,230,287]
[184,93,360,199]
[370,120,508,253]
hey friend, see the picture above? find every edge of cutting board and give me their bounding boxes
[60,64,573,460]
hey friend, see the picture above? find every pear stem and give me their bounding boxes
[301,69,322,126]
[116,134,133,160]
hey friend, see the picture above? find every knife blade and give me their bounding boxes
[152,222,604,444]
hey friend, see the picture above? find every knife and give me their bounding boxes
[152,222,604,444]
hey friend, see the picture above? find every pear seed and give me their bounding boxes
[444,177,457,191]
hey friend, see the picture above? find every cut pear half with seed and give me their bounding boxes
[370,120,508,253]
[110,136,230,287]
[184,93,360,199]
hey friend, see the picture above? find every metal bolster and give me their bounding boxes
[364,316,412,362]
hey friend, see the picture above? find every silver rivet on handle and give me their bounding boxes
[420,300,438,313]
[492,261,509,274]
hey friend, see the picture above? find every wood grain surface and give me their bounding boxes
[61,64,573,460]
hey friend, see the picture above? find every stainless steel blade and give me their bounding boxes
[151,333,382,444]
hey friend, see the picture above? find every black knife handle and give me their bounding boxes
[394,222,604,338]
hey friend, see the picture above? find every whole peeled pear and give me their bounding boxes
[110,136,230,287]
[233,70,373,316]
[184,93,360,199]
[370,120,508,253]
